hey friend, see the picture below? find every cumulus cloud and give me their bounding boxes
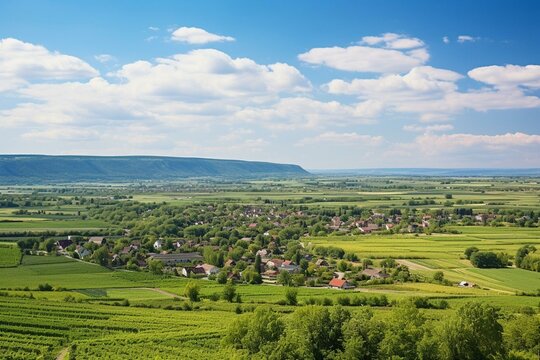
[443,36,450,44]
[325,64,540,121]
[361,33,425,49]
[0,38,98,92]
[468,64,540,89]
[171,27,235,44]
[234,97,377,130]
[298,33,429,73]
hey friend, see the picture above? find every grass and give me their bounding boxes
[0,242,21,267]
[0,219,112,232]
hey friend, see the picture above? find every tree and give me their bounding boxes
[222,307,285,354]
[504,314,540,357]
[515,245,536,268]
[470,251,504,268]
[284,288,298,306]
[433,271,444,283]
[341,307,384,360]
[184,280,200,302]
[42,238,57,253]
[222,280,236,302]
[92,246,110,266]
[439,302,504,359]
[277,270,292,286]
[148,259,163,275]
[270,306,351,360]
[378,300,426,360]
[380,258,396,268]
[464,246,479,259]
[242,268,262,284]
[216,271,228,284]
[292,274,305,287]
[254,254,262,274]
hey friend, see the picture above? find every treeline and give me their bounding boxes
[222,301,539,360]
[465,245,540,271]
[516,245,540,272]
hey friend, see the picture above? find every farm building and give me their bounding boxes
[148,253,203,266]
[328,278,355,289]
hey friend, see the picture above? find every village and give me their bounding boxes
[26,203,508,291]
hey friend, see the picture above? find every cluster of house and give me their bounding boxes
[56,236,107,259]
[327,267,390,289]
[145,246,392,290]
[328,214,433,234]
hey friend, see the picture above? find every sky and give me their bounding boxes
[0,0,539,169]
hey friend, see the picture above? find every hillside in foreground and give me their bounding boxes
[0,155,309,183]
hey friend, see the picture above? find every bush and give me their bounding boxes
[37,283,53,291]
[222,281,236,302]
[337,296,350,306]
[184,281,200,302]
[285,288,298,306]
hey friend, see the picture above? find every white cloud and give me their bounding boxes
[326,66,462,97]
[468,64,540,89]
[414,132,540,153]
[171,27,235,44]
[457,35,478,43]
[0,38,98,92]
[325,64,540,121]
[0,47,312,136]
[94,54,116,64]
[234,97,376,130]
[403,124,454,133]
[361,33,424,49]
[298,33,429,73]
[297,132,383,146]
[443,36,450,44]
[148,26,159,31]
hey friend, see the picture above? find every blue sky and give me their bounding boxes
[0,0,539,168]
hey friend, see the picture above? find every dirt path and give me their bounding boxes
[396,259,432,271]
[140,287,183,298]
[56,347,68,360]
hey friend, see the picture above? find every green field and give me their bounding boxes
[0,242,21,267]
[0,179,539,359]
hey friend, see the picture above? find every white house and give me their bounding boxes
[75,246,92,259]
[153,239,163,250]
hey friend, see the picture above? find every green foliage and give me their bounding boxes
[277,270,292,286]
[504,314,540,356]
[464,246,479,259]
[147,259,163,275]
[184,280,200,302]
[222,281,236,302]
[439,302,504,359]
[516,245,540,272]
[92,246,110,266]
[222,307,285,354]
[432,271,444,282]
[284,288,298,306]
[470,251,504,268]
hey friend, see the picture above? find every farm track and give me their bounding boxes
[56,347,68,360]
[397,259,432,270]
[142,287,182,298]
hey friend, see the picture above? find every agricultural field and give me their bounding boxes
[0,177,539,359]
[0,242,21,267]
